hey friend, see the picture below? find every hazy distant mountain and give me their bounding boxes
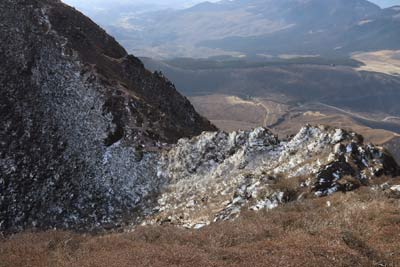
[202,1,400,57]
[61,0,219,26]
[101,0,400,58]
[372,0,400,7]
[63,0,219,10]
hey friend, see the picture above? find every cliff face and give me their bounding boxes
[0,0,215,232]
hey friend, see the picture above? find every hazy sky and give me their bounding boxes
[63,0,220,10]
[372,0,400,7]
[63,0,400,9]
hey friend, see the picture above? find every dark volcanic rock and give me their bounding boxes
[0,0,215,232]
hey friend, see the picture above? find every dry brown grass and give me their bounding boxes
[352,50,400,76]
[1,184,400,267]
[189,94,289,132]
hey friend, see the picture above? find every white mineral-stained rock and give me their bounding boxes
[391,185,400,192]
[146,125,399,228]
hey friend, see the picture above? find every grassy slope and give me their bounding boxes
[1,184,400,267]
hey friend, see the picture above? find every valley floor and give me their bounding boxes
[189,94,400,163]
[352,50,400,77]
[1,182,400,267]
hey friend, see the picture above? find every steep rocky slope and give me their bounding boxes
[0,0,215,232]
[0,0,398,234]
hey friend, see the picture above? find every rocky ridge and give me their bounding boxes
[0,0,399,233]
[147,125,399,229]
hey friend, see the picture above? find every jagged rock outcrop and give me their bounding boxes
[0,0,215,232]
[147,125,399,229]
[0,0,398,234]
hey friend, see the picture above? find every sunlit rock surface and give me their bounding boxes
[148,125,399,228]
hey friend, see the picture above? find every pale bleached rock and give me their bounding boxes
[146,125,399,228]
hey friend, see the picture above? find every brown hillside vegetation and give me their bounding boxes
[1,182,400,267]
[352,50,400,76]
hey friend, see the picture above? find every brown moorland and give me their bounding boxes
[1,182,400,267]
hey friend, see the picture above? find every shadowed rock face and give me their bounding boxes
[0,0,215,232]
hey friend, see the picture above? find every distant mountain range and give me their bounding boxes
[95,0,400,58]
[373,0,400,7]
